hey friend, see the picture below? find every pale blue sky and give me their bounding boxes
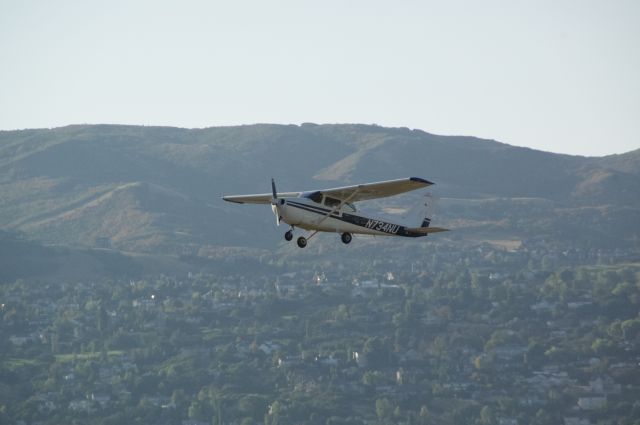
[1,0,638,156]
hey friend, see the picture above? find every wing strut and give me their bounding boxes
[305,187,362,241]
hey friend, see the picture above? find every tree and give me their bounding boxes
[334,304,349,322]
[188,399,208,420]
[266,401,283,425]
[621,317,640,339]
[375,398,392,424]
[479,405,495,425]
[418,405,432,425]
[363,337,389,368]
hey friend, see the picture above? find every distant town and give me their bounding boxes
[2,242,639,425]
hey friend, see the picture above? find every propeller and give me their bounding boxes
[270,178,281,226]
[271,178,277,201]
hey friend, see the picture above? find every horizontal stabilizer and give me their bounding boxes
[407,226,450,234]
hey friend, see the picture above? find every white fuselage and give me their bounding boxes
[275,196,410,237]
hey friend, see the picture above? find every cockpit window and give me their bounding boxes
[303,192,355,211]
[305,191,323,203]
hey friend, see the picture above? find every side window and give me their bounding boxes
[324,197,342,208]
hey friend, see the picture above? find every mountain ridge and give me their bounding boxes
[1,123,638,255]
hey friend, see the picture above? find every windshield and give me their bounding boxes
[303,191,323,203]
[303,192,355,212]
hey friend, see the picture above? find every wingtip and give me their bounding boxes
[222,196,244,204]
[409,177,435,185]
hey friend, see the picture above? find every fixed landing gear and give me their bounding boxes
[284,228,307,248]
[286,229,349,248]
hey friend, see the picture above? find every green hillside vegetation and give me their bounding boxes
[1,254,639,424]
[1,124,639,259]
[1,124,639,424]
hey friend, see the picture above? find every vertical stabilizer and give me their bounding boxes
[400,192,436,227]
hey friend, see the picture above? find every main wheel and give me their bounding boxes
[296,236,307,248]
[341,232,352,244]
[284,230,293,241]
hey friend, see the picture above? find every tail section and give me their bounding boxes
[408,193,434,228]
[405,193,449,235]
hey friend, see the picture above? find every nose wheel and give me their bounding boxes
[283,227,308,248]
[341,232,352,244]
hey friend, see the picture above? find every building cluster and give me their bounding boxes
[2,242,639,424]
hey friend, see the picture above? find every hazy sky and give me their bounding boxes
[1,1,638,156]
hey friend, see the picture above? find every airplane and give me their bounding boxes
[222,177,449,248]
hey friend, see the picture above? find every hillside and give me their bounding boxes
[1,124,639,258]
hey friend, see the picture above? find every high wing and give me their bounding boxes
[222,191,300,204]
[222,177,433,204]
[318,177,433,203]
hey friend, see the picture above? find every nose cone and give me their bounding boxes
[271,203,281,225]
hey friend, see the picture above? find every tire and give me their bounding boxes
[341,233,352,244]
[297,236,307,248]
[284,230,293,241]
